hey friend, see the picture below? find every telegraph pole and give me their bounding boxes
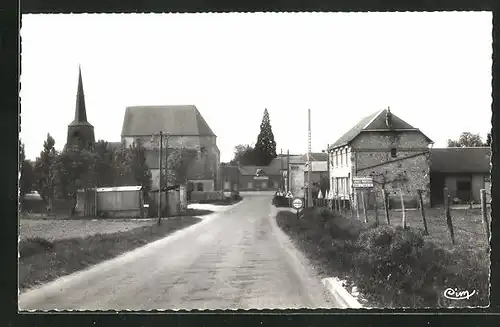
[287,149,290,193]
[157,131,163,225]
[280,148,283,191]
[307,108,313,208]
[165,132,169,218]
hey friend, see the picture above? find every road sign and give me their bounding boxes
[352,176,374,188]
[285,191,293,198]
[292,197,304,210]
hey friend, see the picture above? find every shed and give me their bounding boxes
[91,185,145,218]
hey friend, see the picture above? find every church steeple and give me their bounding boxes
[66,65,95,150]
[73,65,88,124]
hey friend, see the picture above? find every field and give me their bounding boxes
[354,207,490,251]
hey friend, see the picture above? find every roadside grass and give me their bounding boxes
[276,207,490,308]
[197,194,243,206]
[359,207,490,251]
[18,216,201,292]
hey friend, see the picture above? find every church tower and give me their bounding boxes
[66,66,95,150]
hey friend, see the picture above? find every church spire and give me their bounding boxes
[74,65,88,123]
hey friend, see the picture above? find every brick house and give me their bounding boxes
[238,160,283,191]
[121,105,220,192]
[288,153,328,198]
[328,108,433,208]
[429,147,491,205]
[219,163,240,191]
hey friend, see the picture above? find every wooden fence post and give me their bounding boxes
[350,192,355,219]
[417,189,429,235]
[480,189,491,243]
[444,187,456,245]
[361,190,368,223]
[399,189,406,229]
[382,190,390,225]
[355,191,360,220]
[374,190,379,227]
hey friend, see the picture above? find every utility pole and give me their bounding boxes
[287,149,290,193]
[307,108,313,208]
[157,131,163,225]
[280,148,283,190]
[326,143,330,192]
[165,132,169,218]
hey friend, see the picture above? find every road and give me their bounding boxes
[19,192,339,310]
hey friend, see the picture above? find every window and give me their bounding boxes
[345,151,349,166]
[335,151,339,167]
[390,148,397,158]
[340,150,344,166]
[196,183,204,191]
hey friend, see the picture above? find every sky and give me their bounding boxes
[20,12,492,163]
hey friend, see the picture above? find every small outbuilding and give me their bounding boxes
[76,185,145,218]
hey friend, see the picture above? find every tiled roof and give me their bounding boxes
[328,108,433,150]
[430,147,491,174]
[121,105,216,137]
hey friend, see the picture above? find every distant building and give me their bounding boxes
[121,105,220,191]
[328,108,433,208]
[429,147,491,205]
[288,153,328,198]
[65,66,95,151]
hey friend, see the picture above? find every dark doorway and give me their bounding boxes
[430,173,445,207]
[456,180,472,202]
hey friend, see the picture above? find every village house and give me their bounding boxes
[429,147,491,206]
[328,108,434,209]
[121,105,220,192]
[288,153,328,198]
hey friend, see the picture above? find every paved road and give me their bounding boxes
[19,192,338,310]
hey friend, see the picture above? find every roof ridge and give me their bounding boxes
[363,108,386,130]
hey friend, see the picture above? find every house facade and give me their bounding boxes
[429,147,491,205]
[289,153,328,198]
[328,108,433,209]
[121,105,220,192]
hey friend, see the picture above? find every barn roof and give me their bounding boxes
[430,147,491,174]
[121,105,216,137]
[328,108,433,150]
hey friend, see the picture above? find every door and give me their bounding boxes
[457,180,472,202]
[247,181,253,189]
[224,181,230,190]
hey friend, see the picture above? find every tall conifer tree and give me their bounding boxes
[254,108,277,166]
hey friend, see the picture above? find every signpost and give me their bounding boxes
[352,176,374,189]
[292,197,304,219]
[352,176,373,219]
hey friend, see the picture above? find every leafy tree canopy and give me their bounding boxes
[446,132,488,148]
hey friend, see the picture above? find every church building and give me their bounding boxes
[65,66,95,151]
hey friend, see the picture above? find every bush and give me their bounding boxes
[275,207,490,308]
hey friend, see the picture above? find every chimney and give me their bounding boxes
[385,106,392,129]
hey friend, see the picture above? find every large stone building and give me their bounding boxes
[121,105,220,192]
[328,108,434,208]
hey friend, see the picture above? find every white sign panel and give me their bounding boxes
[292,197,304,209]
[352,176,374,188]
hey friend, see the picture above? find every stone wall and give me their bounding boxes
[352,130,432,208]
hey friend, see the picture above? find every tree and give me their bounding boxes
[51,147,99,200]
[165,147,198,186]
[128,140,152,194]
[94,140,116,187]
[19,141,36,196]
[254,108,277,166]
[230,144,257,165]
[485,132,492,146]
[33,134,58,206]
[447,132,485,147]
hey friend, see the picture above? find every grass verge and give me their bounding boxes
[276,207,489,308]
[19,216,201,292]
[197,195,243,206]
